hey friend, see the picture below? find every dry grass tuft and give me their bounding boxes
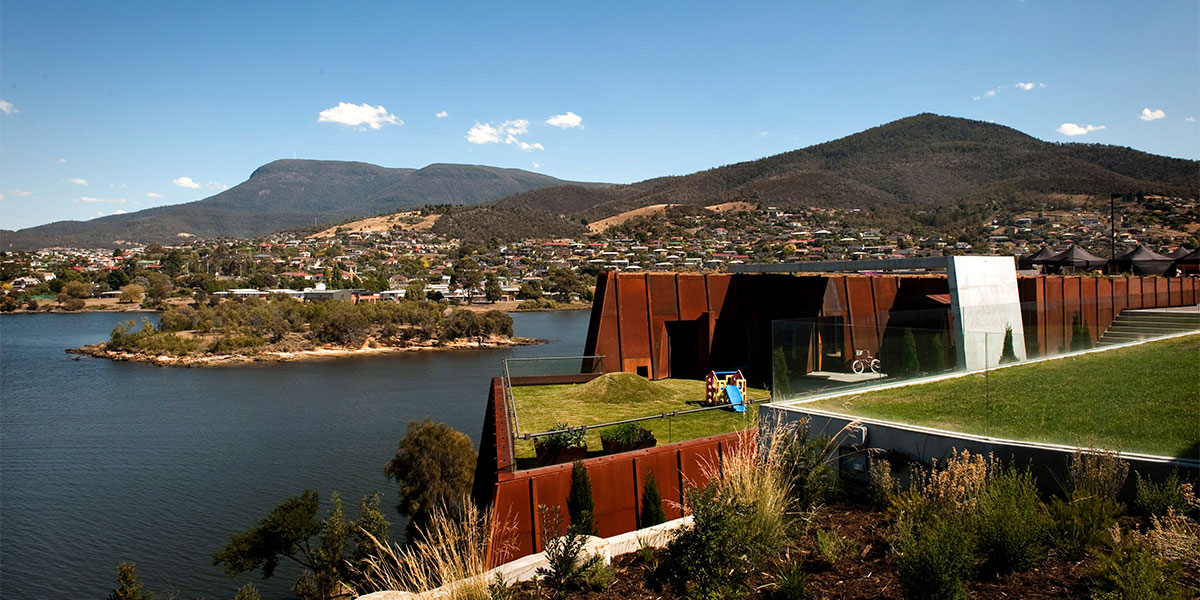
[355,499,510,600]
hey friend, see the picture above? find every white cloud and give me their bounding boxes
[113,209,126,215]
[1187,117,1197,122]
[546,111,583,128]
[985,90,996,97]
[466,122,500,144]
[1015,82,1036,91]
[67,177,88,186]
[1139,108,1166,121]
[971,95,982,101]
[206,181,228,191]
[109,183,128,189]
[436,110,448,118]
[758,131,769,139]
[467,119,543,150]
[317,102,402,130]
[146,192,165,199]
[532,161,540,169]
[78,196,127,204]
[0,99,17,115]
[9,189,32,197]
[1056,122,1106,136]
[172,176,201,189]
[57,158,67,164]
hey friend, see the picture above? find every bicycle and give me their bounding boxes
[851,349,881,375]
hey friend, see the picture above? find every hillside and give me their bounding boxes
[0,160,588,249]
[433,113,1199,240]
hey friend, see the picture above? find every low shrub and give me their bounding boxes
[534,423,585,453]
[567,461,597,536]
[774,419,838,512]
[1134,470,1191,518]
[207,334,267,354]
[516,298,559,310]
[894,515,976,600]
[976,462,1048,573]
[768,559,809,600]
[1047,491,1122,561]
[600,422,654,446]
[815,528,860,564]
[1090,531,1186,600]
[536,505,609,599]
[657,484,759,600]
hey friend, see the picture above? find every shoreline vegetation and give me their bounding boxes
[4,295,593,315]
[65,296,544,367]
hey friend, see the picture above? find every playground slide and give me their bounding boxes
[725,385,746,413]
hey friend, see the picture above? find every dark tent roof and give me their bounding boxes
[1175,248,1200,267]
[1167,247,1193,259]
[1040,245,1108,271]
[1020,246,1058,269]
[1107,245,1174,276]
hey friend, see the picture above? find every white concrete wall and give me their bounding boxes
[947,256,1026,371]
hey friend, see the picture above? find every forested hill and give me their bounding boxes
[433,113,1199,240]
[0,160,589,249]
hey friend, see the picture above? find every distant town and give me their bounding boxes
[2,194,1197,312]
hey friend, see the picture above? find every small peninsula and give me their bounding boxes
[67,296,537,367]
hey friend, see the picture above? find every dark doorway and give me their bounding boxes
[666,319,706,379]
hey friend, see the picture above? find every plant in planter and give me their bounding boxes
[600,422,656,454]
[534,423,587,466]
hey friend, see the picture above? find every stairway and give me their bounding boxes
[1097,307,1200,346]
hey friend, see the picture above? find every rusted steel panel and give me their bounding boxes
[1184,278,1196,306]
[634,449,684,520]
[1112,278,1128,317]
[678,440,722,490]
[845,276,880,356]
[490,479,535,566]
[583,272,622,374]
[1156,278,1170,307]
[587,459,638,537]
[647,274,681,379]
[615,274,652,375]
[1045,276,1065,354]
[1097,278,1114,335]
[1062,277,1083,342]
[1081,277,1099,339]
[1128,277,1144,309]
[706,274,732,317]
[872,276,900,334]
[677,274,709,320]
[530,466,573,546]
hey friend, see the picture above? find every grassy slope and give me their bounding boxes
[805,334,1200,458]
[511,374,769,459]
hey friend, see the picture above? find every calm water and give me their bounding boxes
[0,310,590,600]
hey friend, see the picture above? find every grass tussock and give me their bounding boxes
[355,499,507,600]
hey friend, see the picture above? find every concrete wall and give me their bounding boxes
[947,256,1026,370]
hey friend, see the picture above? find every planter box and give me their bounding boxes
[601,436,657,455]
[534,444,588,467]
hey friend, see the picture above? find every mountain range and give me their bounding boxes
[3,114,1196,249]
[0,161,589,249]
[431,113,1199,240]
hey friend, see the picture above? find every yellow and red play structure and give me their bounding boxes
[705,370,748,412]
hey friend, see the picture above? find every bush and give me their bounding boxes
[657,484,759,600]
[207,334,267,354]
[776,420,838,512]
[516,298,558,310]
[1048,491,1122,561]
[639,472,667,529]
[815,528,860,564]
[310,301,370,346]
[118,284,145,303]
[536,505,609,599]
[1134,470,1191,518]
[1090,534,1186,600]
[976,462,1047,573]
[62,297,86,311]
[534,423,585,453]
[567,461,598,536]
[894,516,976,600]
[901,328,920,375]
[768,560,809,600]
[600,422,653,446]
[999,325,1018,364]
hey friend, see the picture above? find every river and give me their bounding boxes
[0,309,591,600]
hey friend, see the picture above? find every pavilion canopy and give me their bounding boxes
[1036,245,1108,272]
[1107,245,1175,276]
[1018,246,1058,270]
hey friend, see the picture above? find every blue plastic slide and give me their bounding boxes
[725,385,746,413]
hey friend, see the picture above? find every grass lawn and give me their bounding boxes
[803,334,1200,459]
[510,373,769,461]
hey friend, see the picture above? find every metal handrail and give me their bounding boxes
[501,354,606,439]
[516,395,768,441]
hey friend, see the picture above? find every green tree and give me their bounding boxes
[639,472,667,528]
[63,279,94,299]
[107,268,132,290]
[404,279,426,302]
[212,490,389,600]
[384,419,477,542]
[517,281,542,300]
[928,334,946,372]
[567,460,597,535]
[545,268,581,300]
[484,272,503,303]
[450,257,483,304]
[107,561,152,600]
[999,325,1018,364]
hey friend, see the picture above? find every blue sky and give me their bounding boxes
[1,1,1197,230]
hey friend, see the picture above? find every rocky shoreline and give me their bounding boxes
[67,335,544,367]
